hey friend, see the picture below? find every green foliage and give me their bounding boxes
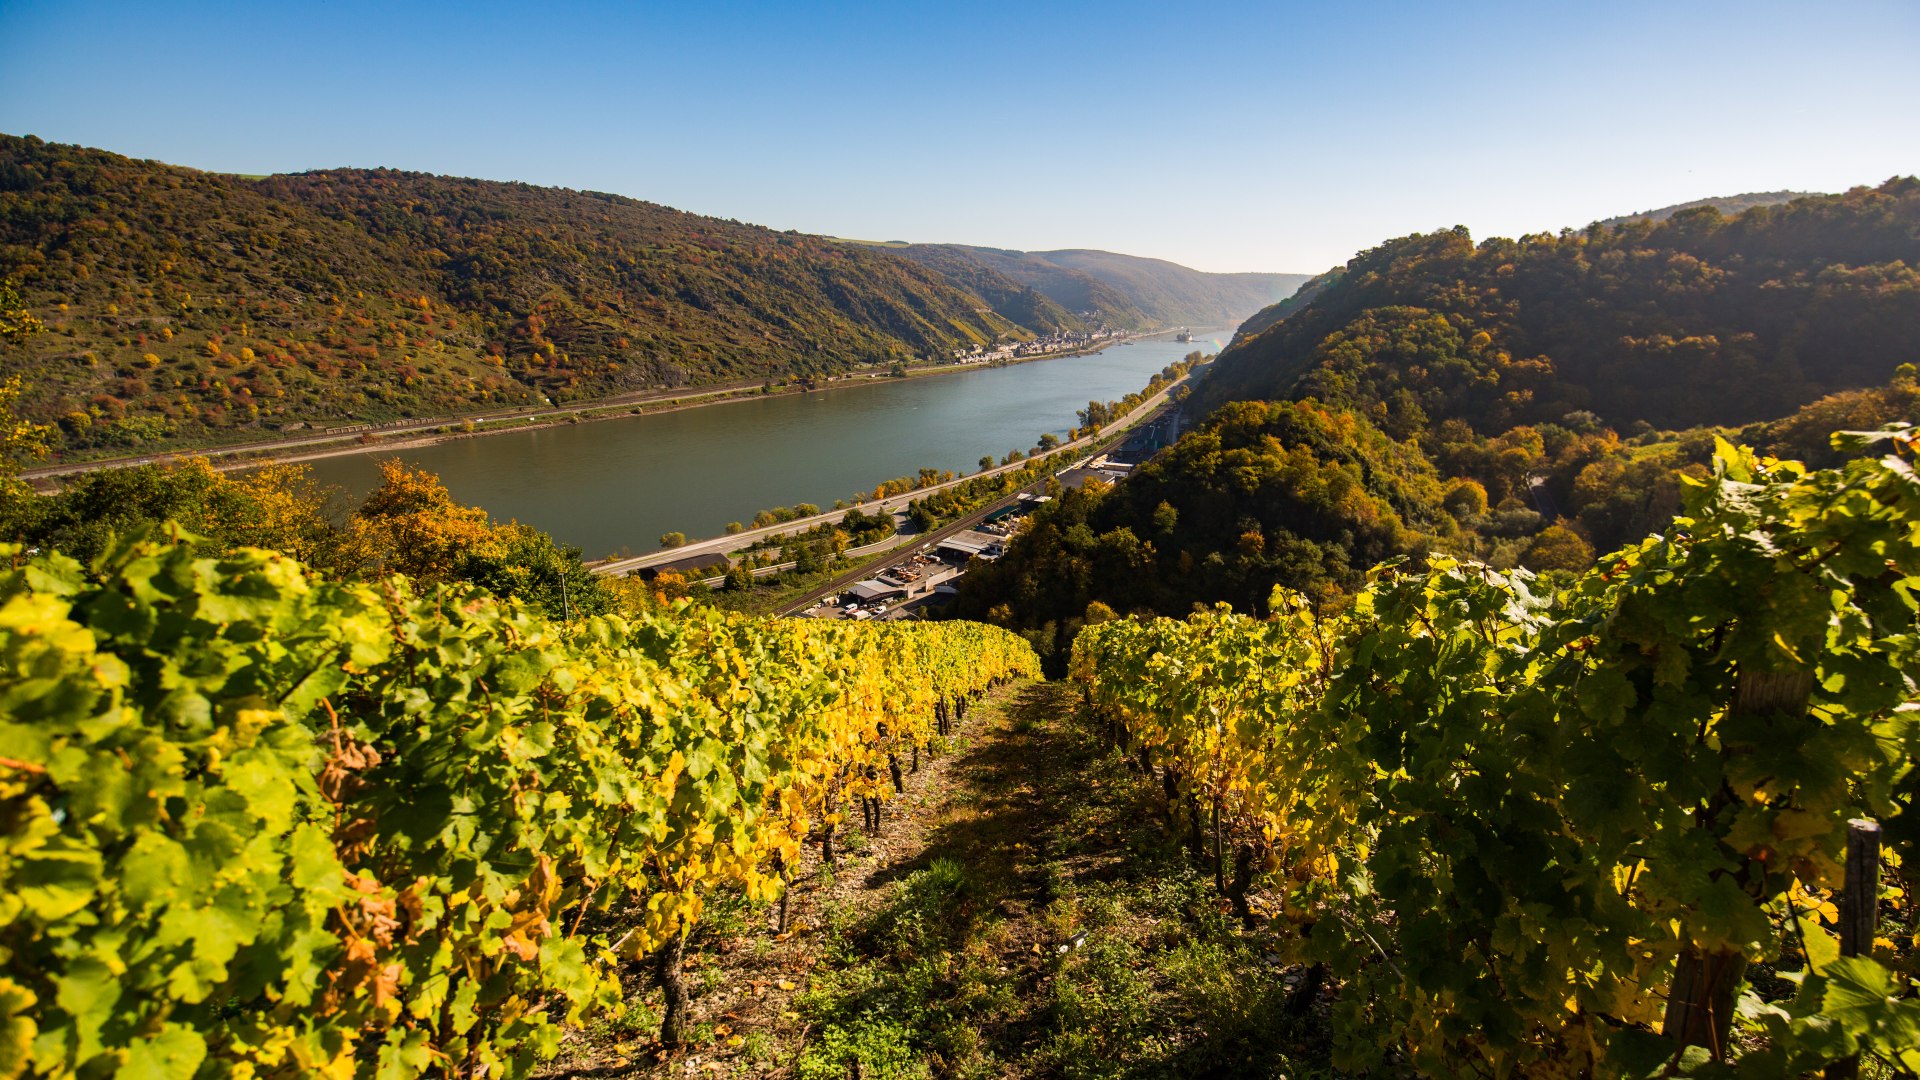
[0,530,1040,1077]
[899,245,1312,330]
[957,398,1446,667]
[1,456,615,621]
[796,1017,927,1080]
[1204,179,1920,431]
[0,135,1078,457]
[1072,428,1920,1075]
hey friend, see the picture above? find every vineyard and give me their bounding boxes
[1073,429,1920,1076]
[0,532,1038,1078]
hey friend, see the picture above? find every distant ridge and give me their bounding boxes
[1598,190,1822,227]
[892,244,1310,331]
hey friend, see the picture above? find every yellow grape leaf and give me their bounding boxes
[1804,920,1840,972]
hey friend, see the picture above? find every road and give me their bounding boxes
[592,368,1191,578]
[775,395,1180,616]
[690,528,918,587]
[22,334,1150,482]
[18,380,779,481]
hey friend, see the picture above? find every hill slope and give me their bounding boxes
[0,135,1039,455]
[958,179,1920,663]
[895,244,1151,329]
[1035,248,1311,328]
[1596,189,1821,227]
[1200,178,1920,430]
[896,244,1309,329]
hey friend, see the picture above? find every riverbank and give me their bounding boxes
[23,329,1189,484]
[589,361,1193,574]
[291,331,1211,558]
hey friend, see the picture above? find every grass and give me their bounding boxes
[788,682,1343,1079]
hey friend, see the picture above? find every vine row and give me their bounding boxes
[1073,428,1920,1076]
[0,532,1037,1077]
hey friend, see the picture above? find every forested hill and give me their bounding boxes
[1198,178,1920,430]
[1596,189,1820,227]
[0,134,1150,456]
[1036,249,1310,328]
[956,179,1920,667]
[894,243,1309,329]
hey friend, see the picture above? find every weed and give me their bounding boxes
[795,1014,928,1080]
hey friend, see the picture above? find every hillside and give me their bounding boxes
[1200,178,1920,429]
[1035,248,1310,328]
[872,242,1089,334]
[1596,188,1820,226]
[895,244,1151,329]
[895,243,1309,329]
[0,135,1051,456]
[960,180,1920,663]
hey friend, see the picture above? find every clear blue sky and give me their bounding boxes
[3,0,1915,273]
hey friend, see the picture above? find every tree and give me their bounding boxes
[906,500,937,532]
[0,278,40,345]
[979,455,996,473]
[792,539,823,575]
[0,281,48,491]
[659,531,686,549]
[1153,501,1179,536]
[227,463,359,574]
[1036,432,1061,452]
[352,460,500,581]
[1520,524,1594,572]
[1442,480,1489,520]
[458,524,611,620]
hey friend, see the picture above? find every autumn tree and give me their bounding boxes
[1520,523,1594,573]
[351,459,501,580]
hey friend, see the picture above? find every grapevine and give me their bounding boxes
[0,532,1037,1078]
[1074,428,1920,1076]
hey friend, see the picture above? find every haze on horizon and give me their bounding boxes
[2,0,1915,275]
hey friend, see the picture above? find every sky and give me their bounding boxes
[2,0,1916,273]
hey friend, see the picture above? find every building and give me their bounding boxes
[936,529,1007,562]
[844,579,907,603]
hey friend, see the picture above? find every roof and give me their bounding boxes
[846,579,906,601]
[937,530,1005,557]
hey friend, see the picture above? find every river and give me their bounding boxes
[303,330,1233,558]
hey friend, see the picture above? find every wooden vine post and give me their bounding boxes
[1825,819,1882,1080]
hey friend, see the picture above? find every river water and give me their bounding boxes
[303,330,1233,558]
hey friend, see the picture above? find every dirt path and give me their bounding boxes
[536,681,1042,1078]
[541,679,1336,1079]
